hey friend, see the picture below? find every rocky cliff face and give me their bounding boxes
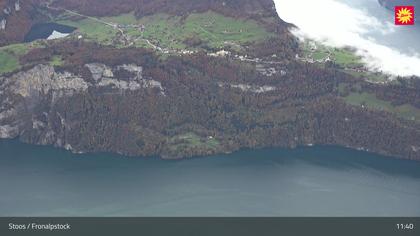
[0,62,165,149]
[0,18,6,30]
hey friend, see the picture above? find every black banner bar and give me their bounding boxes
[0,217,419,236]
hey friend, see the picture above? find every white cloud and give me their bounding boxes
[274,0,420,77]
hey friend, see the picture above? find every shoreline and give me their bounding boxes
[1,137,418,162]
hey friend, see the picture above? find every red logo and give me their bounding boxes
[395,6,415,25]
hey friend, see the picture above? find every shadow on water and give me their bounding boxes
[1,139,419,179]
[24,22,76,42]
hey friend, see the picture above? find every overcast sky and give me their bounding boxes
[274,0,420,77]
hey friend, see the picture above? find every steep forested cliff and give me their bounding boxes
[0,0,419,160]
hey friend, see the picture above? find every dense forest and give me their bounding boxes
[0,41,417,160]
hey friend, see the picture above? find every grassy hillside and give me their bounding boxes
[56,11,275,51]
[343,92,420,121]
[0,41,65,75]
[0,43,33,74]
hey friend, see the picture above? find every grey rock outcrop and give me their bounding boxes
[85,63,114,81]
[3,7,11,15]
[11,65,89,98]
[0,62,165,148]
[0,19,6,30]
[218,82,276,93]
[86,63,165,93]
[15,0,20,11]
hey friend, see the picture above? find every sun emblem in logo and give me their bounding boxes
[395,6,415,25]
[396,8,413,24]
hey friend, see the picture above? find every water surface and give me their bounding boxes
[0,139,419,217]
[24,23,76,42]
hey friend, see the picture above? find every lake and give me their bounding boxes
[24,23,76,42]
[0,139,419,217]
[1,0,419,217]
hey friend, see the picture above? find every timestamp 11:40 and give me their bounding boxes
[396,223,415,230]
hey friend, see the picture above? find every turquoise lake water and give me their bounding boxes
[0,139,419,217]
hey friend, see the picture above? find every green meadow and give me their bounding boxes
[344,92,420,121]
[168,132,221,153]
[0,43,41,75]
[56,11,275,51]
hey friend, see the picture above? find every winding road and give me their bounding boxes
[43,1,284,65]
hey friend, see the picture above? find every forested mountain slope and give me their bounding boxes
[0,0,419,160]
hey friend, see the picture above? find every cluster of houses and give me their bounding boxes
[208,50,230,57]
[116,23,145,33]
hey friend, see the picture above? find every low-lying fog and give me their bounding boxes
[274,0,420,77]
